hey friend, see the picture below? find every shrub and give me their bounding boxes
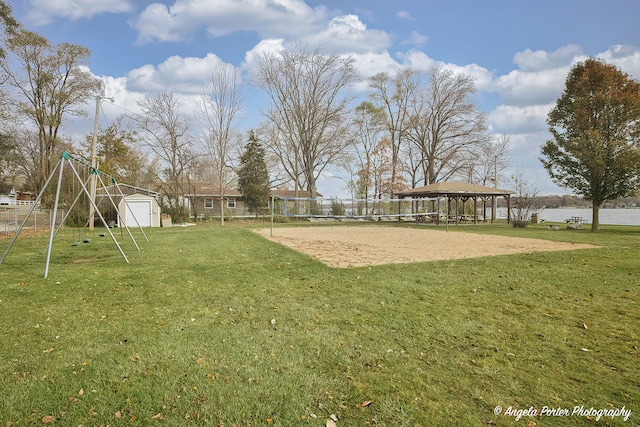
[330,200,345,216]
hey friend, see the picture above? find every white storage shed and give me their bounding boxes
[118,193,161,228]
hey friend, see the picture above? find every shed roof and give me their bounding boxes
[396,182,513,198]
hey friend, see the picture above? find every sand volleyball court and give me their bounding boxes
[255,226,597,267]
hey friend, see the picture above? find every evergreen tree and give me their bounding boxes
[237,131,270,216]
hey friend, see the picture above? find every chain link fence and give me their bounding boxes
[1,205,68,236]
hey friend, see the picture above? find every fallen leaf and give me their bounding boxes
[361,400,373,407]
[266,418,274,424]
[196,357,205,364]
[326,420,337,427]
[43,348,54,353]
[115,411,121,419]
[583,323,589,329]
[330,414,339,422]
[151,413,163,420]
[78,388,84,396]
[41,415,55,423]
[580,348,591,352]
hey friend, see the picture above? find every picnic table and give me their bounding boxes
[565,216,588,224]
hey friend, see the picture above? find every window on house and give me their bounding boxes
[227,198,236,209]
[204,198,214,208]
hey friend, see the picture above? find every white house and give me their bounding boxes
[0,185,16,205]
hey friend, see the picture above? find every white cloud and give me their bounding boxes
[492,67,567,107]
[131,0,328,44]
[305,14,392,53]
[131,0,393,54]
[243,39,286,72]
[502,132,565,194]
[597,44,640,79]
[395,50,494,91]
[488,104,553,134]
[26,0,133,26]
[513,44,583,72]
[401,31,428,47]
[349,51,402,91]
[396,10,415,21]
[97,75,144,116]
[497,44,640,109]
[126,53,229,94]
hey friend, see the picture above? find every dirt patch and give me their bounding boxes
[255,226,597,268]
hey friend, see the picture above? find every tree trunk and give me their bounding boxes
[220,195,225,226]
[591,203,600,232]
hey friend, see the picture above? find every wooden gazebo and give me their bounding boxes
[396,182,513,224]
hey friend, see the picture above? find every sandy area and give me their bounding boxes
[255,226,597,268]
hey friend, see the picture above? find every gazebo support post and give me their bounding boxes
[473,197,478,224]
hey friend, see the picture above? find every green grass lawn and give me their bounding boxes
[0,222,638,426]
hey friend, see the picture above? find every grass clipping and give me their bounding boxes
[256,226,597,267]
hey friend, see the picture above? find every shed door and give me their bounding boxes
[125,200,152,227]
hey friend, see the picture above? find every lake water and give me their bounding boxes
[498,208,640,226]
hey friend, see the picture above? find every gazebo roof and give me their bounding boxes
[396,182,513,198]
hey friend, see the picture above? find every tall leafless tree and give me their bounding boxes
[405,65,489,185]
[200,62,244,225]
[253,45,357,198]
[132,90,195,222]
[344,101,385,207]
[471,133,510,187]
[368,68,421,196]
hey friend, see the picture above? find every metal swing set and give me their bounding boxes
[0,151,149,278]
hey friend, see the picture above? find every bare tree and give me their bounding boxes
[199,62,244,225]
[1,28,101,197]
[368,68,421,196]
[132,90,195,222]
[471,133,510,187]
[405,65,489,185]
[255,122,292,190]
[345,101,384,199]
[509,167,543,228]
[253,45,356,198]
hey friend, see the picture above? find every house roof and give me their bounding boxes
[187,183,243,197]
[2,185,16,195]
[186,183,321,199]
[396,182,513,198]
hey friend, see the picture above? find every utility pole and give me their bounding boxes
[88,96,113,231]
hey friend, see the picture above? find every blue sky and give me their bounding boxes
[8,0,640,196]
